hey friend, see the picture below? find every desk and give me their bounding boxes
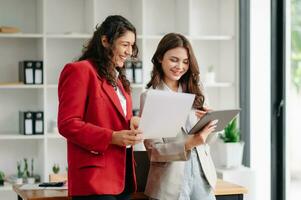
[13,179,247,200]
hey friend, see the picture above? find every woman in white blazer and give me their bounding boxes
[140,33,217,200]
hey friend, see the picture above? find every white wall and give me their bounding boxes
[250,0,271,200]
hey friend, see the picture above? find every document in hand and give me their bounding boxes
[139,90,195,139]
[188,109,241,135]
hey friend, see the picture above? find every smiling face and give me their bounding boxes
[112,31,136,68]
[160,47,189,86]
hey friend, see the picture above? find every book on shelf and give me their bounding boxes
[0,26,20,33]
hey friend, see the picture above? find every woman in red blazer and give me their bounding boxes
[58,15,143,200]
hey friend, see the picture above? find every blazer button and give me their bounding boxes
[90,150,99,155]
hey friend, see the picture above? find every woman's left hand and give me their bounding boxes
[130,116,140,130]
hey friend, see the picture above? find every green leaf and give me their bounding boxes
[222,117,240,143]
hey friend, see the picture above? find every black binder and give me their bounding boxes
[19,61,34,84]
[19,111,34,135]
[132,109,140,116]
[125,60,134,83]
[133,60,143,83]
[34,111,44,135]
[34,61,43,84]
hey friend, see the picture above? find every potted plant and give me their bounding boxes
[210,117,244,168]
[221,117,241,143]
[0,170,5,186]
[52,163,60,174]
[23,158,30,178]
[16,161,23,184]
[27,158,35,184]
[205,64,216,84]
[49,163,67,182]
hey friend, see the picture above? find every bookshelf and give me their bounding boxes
[0,0,239,198]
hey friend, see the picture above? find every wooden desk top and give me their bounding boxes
[215,179,247,195]
[13,185,71,200]
[13,179,247,200]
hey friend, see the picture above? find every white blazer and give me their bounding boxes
[140,83,217,200]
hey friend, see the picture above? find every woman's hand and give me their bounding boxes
[130,116,140,130]
[111,129,143,147]
[185,120,217,151]
[195,106,212,119]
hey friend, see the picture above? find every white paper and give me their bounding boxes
[19,184,67,190]
[139,90,195,139]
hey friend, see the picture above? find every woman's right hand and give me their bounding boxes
[185,120,217,151]
[111,130,143,147]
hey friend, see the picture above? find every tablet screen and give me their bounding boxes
[188,109,240,135]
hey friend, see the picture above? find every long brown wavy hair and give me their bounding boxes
[78,15,138,93]
[146,33,205,110]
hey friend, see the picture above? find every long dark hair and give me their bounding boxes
[146,33,205,110]
[78,15,138,93]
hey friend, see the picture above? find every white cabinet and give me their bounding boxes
[0,0,239,197]
[216,166,256,200]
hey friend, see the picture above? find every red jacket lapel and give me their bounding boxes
[89,60,132,120]
[102,80,126,118]
[117,80,132,120]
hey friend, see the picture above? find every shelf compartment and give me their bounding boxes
[46,139,67,180]
[144,0,189,35]
[0,0,43,34]
[94,0,143,35]
[142,39,161,83]
[0,38,43,83]
[0,140,44,181]
[0,90,44,133]
[190,40,237,83]
[189,0,237,36]
[45,38,88,84]
[136,38,143,61]
[206,88,237,110]
[45,0,94,35]
[45,89,58,134]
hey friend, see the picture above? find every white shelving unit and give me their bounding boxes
[0,0,239,197]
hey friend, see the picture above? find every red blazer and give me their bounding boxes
[58,60,136,196]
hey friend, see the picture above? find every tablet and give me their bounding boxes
[188,109,240,135]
